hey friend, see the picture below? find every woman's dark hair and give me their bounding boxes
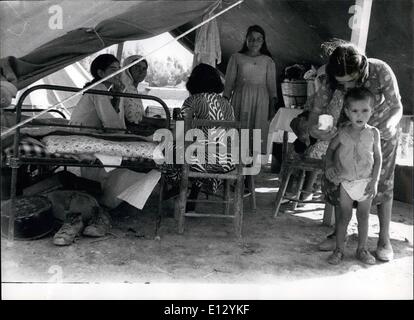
[239,25,272,58]
[325,43,368,90]
[186,63,224,95]
[84,54,119,88]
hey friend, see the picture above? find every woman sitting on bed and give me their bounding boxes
[70,54,126,130]
[120,55,148,124]
[69,54,136,209]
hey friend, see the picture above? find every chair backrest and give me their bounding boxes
[182,110,248,173]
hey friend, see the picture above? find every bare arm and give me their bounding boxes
[371,127,382,182]
[376,62,403,140]
[267,59,278,119]
[266,59,277,99]
[325,134,341,183]
[223,54,237,100]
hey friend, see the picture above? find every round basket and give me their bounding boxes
[1,196,55,240]
[281,80,308,108]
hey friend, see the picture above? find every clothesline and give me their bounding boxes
[1,0,244,139]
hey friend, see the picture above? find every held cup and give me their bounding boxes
[318,114,334,131]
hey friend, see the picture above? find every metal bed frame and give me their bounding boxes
[3,84,171,241]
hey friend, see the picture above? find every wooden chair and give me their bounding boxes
[175,111,254,237]
[273,131,326,217]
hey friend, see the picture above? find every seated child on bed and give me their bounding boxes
[325,87,382,265]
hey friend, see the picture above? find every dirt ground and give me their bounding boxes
[1,165,413,299]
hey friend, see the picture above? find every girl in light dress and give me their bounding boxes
[223,25,278,162]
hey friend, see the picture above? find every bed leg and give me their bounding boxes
[7,166,19,245]
[155,175,165,239]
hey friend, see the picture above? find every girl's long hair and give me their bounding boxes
[239,25,273,59]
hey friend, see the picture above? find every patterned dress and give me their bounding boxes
[309,59,403,205]
[160,92,236,192]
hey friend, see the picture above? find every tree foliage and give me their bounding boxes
[146,56,190,87]
[78,44,191,88]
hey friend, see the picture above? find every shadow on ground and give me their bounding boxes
[1,166,413,288]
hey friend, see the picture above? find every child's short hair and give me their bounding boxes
[344,87,375,109]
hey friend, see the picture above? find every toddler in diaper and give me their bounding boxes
[324,87,382,265]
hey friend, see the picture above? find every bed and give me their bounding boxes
[1,84,172,240]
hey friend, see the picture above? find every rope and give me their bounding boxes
[89,28,106,48]
[1,0,244,139]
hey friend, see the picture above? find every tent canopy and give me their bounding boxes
[1,0,412,114]
[0,0,219,89]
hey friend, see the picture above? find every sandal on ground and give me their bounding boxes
[327,248,344,265]
[375,243,394,262]
[83,210,112,237]
[356,248,376,265]
[53,212,84,246]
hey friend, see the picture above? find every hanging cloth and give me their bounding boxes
[192,2,222,68]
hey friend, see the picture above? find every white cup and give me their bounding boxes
[318,114,333,131]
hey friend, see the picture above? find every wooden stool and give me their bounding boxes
[273,131,325,217]
[273,158,325,217]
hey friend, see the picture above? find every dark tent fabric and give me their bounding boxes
[0,0,219,90]
[0,1,143,58]
[174,0,413,114]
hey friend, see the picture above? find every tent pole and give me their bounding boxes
[350,0,373,54]
[116,42,124,62]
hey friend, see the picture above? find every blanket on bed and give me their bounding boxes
[42,135,163,160]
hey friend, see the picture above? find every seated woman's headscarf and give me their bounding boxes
[120,55,146,124]
[121,55,142,89]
